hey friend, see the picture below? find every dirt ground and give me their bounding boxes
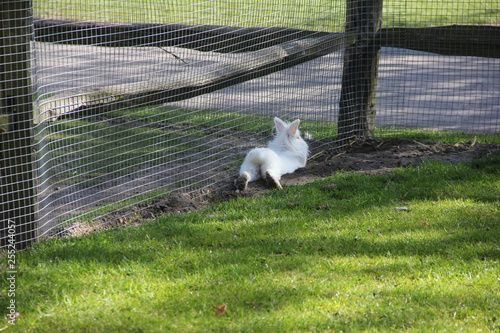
[64,137,500,238]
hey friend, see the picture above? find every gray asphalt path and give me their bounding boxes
[35,42,500,133]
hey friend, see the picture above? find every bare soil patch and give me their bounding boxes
[64,138,500,238]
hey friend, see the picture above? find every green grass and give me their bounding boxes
[34,0,499,29]
[106,106,274,135]
[106,106,340,141]
[374,127,500,145]
[34,106,500,194]
[36,117,210,188]
[109,105,500,145]
[2,153,499,332]
[34,106,276,202]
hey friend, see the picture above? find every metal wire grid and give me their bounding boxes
[377,48,500,133]
[378,0,500,136]
[1,1,38,249]
[29,0,345,240]
[0,0,498,248]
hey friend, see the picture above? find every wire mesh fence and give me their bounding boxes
[1,0,499,249]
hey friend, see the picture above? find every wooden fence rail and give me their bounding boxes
[33,19,500,122]
[32,17,500,123]
[34,18,500,58]
[35,33,351,122]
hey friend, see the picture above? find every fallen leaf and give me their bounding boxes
[215,303,228,317]
[245,302,256,308]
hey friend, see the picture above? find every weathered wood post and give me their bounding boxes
[338,0,383,143]
[0,0,37,250]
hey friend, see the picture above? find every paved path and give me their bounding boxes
[35,43,500,133]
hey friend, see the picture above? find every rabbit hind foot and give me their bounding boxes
[265,171,283,190]
[235,172,250,191]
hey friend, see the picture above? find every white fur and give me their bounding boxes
[238,117,309,184]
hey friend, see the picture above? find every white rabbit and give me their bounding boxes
[235,117,309,191]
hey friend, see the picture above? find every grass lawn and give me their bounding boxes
[1,152,499,332]
[34,0,499,29]
[36,118,206,188]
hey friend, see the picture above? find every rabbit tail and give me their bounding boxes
[239,148,281,181]
[236,148,282,191]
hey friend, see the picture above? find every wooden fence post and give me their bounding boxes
[0,1,37,250]
[338,0,383,143]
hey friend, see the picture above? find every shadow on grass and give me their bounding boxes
[29,154,500,265]
[6,157,498,332]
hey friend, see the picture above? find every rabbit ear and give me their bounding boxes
[288,119,300,136]
[274,117,287,133]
